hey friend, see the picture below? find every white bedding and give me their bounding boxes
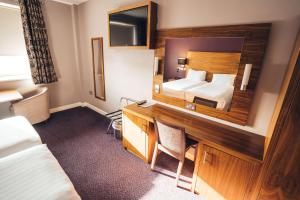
[162,78,207,99]
[0,116,41,158]
[0,144,81,200]
[185,83,234,111]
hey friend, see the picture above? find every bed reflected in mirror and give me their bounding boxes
[161,51,241,112]
[91,37,106,101]
[162,70,236,111]
[156,37,246,112]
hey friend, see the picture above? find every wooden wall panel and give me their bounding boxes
[251,30,300,200]
[153,23,271,125]
[186,51,241,81]
[257,56,300,200]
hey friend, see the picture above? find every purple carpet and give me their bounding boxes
[34,107,198,200]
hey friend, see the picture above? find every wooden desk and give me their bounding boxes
[122,103,265,200]
[0,90,22,103]
[123,103,264,161]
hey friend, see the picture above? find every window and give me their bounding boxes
[0,3,31,81]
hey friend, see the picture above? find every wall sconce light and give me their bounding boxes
[177,57,187,71]
[154,84,160,93]
[240,64,252,91]
[153,57,160,75]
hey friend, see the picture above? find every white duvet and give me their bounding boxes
[0,144,81,200]
[0,116,41,158]
[185,83,234,111]
[162,78,207,99]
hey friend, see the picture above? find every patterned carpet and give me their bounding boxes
[34,107,198,200]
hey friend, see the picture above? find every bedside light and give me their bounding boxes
[177,57,187,71]
[154,84,160,93]
[240,64,252,91]
[153,57,160,75]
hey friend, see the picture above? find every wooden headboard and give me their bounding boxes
[186,51,241,81]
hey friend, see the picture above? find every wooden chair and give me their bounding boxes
[150,119,197,187]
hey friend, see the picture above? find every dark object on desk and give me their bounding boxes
[136,100,147,106]
[193,96,217,108]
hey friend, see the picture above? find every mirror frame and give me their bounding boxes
[91,37,106,101]
[152,24,272,125]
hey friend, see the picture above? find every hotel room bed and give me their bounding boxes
[185,83,234,111]
[162,78,207,99]
[0,116,41,158]
[0,144,81,200]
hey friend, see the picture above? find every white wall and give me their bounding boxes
[76,0,300,136]
[42,1,82,108]
[76,0,154,112]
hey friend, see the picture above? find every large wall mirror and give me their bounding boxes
[152,24,271,125]
[161,37,243,112]
[92,37,106,101]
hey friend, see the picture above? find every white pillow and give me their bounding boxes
[212,74,236,86]
[186,69,206,82]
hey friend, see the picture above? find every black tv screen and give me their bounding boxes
[109,6,148,46]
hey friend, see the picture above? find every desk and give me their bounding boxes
[123,103,264,161]
[0,90,22,103]
[122,103,265,200]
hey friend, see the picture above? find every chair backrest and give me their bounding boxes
[154,119,186,155]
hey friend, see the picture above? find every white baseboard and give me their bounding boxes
[50,102,83,113]
[82,102,107,115]
[49,102,107,115]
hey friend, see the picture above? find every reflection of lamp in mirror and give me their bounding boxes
[153,57,160,75]
[177,57,187,71]
[240,64,252,91]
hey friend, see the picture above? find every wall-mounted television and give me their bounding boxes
[108,1,157,49]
